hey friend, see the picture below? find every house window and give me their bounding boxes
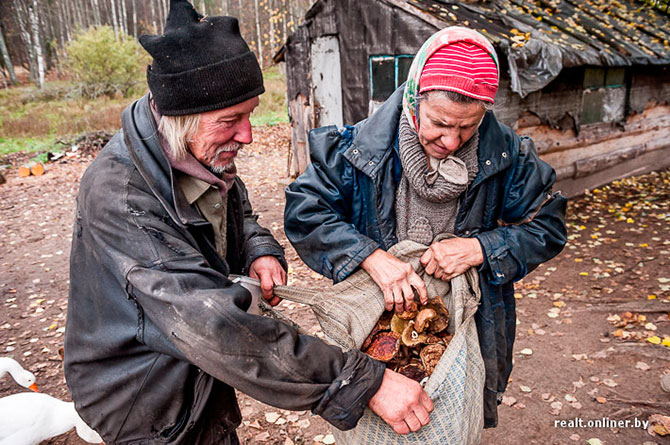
[581,67,627,125]
[369,55,414,102]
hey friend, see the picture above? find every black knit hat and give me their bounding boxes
[139,0,264,116]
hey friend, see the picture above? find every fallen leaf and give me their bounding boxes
[586,439,602,445]
[519,348,533,356]
[572,353,588,361]
[602,378,618,387]
[254,432,270,442]
[647,336,662,345]
[265,412,281,424]
[313,434,324,443]
[502,395,517,406]
[322,435,335,444]
[569,433,580,441]
[636,361,651,371]
[595,396,607,404]
[565,394,577,403]
[520,385,532,393]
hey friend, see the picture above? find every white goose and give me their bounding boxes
[0,357,38,392]
[0,392,103,444]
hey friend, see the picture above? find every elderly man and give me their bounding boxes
[64,1,433,443]
[284,27,567,428]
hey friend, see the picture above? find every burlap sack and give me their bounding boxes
[269,239,485,444]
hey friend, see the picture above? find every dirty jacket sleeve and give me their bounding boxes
[236,177,288,273]
[285,128,381,281]
[82,165,384,431]
[475,136,568,285]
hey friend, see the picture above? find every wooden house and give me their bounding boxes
[274,0,670,196]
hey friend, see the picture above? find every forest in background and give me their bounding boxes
[0,0,313,88]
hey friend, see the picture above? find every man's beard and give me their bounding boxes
[207,142,241,175]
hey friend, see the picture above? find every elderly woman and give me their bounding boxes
[284,27,567,428]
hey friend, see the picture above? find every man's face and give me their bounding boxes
[189,96,259,174]
[417,97,486,159]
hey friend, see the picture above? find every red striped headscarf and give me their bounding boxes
[402,27,499,132]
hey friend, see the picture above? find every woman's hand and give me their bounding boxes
[420,237,483,281]
[360,249,428,313]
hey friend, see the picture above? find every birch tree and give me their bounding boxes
[0,17,19,85]
[254,0,262,65]
[110,0,119,38]
[13,0,37,83]
[28,0,45,88]
[131,0,137,38]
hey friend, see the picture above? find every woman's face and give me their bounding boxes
[417,97,486,159]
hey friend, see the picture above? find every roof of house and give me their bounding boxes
[279,0,670,97]
[401,0,670,95]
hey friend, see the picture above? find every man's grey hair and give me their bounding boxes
[158,113,202,160]
[416,89,494,119]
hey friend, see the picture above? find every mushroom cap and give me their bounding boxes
[414,308,438,333]
[397,300,418,320]
[420,343,446,375]
[377,311,393,330]
[363,331,401,362]
[401,321,428,347]
[425,297,450,333]
[397,360,428,383]
[361,323,381,351]
[391,314,409,334]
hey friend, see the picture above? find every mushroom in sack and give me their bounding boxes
[361,297,452,383]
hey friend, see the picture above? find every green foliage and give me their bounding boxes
[0,136,57,157]
[66,26,149,99]
[251,65,289,126]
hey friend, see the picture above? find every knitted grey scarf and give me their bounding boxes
[395,113,479,245]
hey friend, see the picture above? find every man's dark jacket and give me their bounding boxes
[64,95,385,444]
[284,86,567,428]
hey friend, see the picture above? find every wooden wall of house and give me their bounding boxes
[502,68,670,197]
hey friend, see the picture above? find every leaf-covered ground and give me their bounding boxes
[0,125,668,444]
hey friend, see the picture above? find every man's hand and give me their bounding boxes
[420,237,484,281]
[248,256,286,306]
[360,249,427,313]
[368,369,434,434]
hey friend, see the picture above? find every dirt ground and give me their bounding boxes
[1,124,668,445]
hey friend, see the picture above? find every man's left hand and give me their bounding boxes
[249,256,287,306]
[420,238,484,281]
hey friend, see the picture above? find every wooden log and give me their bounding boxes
[18,164,31,177]
[30,162,45,176]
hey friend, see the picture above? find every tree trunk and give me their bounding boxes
[157,0,165,33]
[29,0,45,88]
[0,17,19,85]
[254,0,262,66]
[269,0,275,58]
[221,0,229,15]
[200,0,206,15]
[62,0,71,44]
[13,0,37,83]
[132,0,137,38]
[121,0,128,35]
[281,0,287,42]
[110,0,119,38]
[91,0,101,26]
[150,0,157,33]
